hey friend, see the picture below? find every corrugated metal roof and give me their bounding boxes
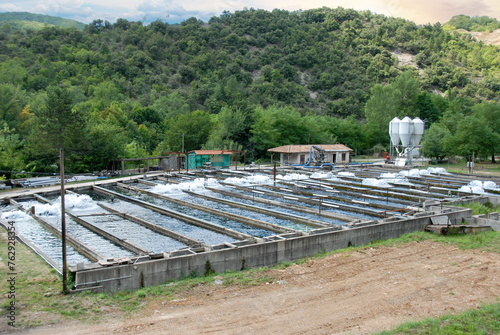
[267,144,353,153]
[189,150,233,155]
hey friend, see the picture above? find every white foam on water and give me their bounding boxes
[459,180,500,194]
[1,210,30,221]
[398,169,424,177]
[29,194,101,216]
[64,194,99,210]
[277,173,309,181]
[458,185,484,194]
[362,178,391,188]
[247,174,273,184]
[484,181,499,190]
[310,172,334,179]
[223,174,273,186]
[426,167,449,174]
[337,172,355,177]
[397,167,449,178]
[152,178,221,194]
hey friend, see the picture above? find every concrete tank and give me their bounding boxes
[411,117,424,146]
[389,117,401,146]
[398,117,412,147]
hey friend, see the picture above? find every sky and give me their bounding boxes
[1,0,499,26]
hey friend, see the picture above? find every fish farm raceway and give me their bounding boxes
[1,164,499,293]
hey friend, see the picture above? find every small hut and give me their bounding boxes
[268,144,353,166]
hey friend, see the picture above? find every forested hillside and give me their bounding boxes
[0,8,499,176]
[0,12,85,31]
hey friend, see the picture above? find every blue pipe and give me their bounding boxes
[291,147,335,169]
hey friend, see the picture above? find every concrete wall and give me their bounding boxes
[75,209,471,293]
[471,213,500,231]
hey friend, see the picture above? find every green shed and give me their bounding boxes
[187,150,232,169]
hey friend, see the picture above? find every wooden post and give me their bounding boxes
[60,148,68,294]
[273,162,277,187]
[121,160,125,175]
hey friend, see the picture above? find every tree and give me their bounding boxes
[250,105,311,157]
[164,110,212,152]
[84,122,126,171]
[451,115,499,159]
[472,102,500,163]
[364,71,420,147]
[423,123,452,161]
[0,59,28,86]
[0,84,25,130]
[204,107,249,150]
[34,86,85,295]
[416,91,441,125]
[35,86,86,154]
[0,123,24,178]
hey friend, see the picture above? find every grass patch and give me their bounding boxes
[431,159,500,177]
[366,231,500,254]
[375,302,500,335]
[452,201,500,216]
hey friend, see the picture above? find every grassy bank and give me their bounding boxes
[452,201,500,216]
[431,159,500,176]
[0,229,499,329]
[375,302,500,335]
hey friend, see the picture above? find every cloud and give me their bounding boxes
[1,0,500,25]
[381,0,499,24]
[134,0,247,23]
[135,0,188,22]
[0,3,25,12]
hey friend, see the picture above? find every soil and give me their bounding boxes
[470,29,500,46]
[13,240,500,335]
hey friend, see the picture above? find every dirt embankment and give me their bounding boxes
[470,29,500,46]
[12,240,500,335]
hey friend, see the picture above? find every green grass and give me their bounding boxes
[452,201,500,216]
[431,159,500,176]
[375,302,500,335]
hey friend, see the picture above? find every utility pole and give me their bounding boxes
[60,148,67,294]
[273,162,277,187]
[181,132,185,153]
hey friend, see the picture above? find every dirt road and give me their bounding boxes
[14,239,499,335]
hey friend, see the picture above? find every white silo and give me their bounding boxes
[411,117,424,146]
[398,116,412,147]
[389,117,401,146]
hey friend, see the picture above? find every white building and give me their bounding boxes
[268,144,353,166]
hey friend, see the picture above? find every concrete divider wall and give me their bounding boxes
[75,210,471,292]
[471,217,500,231]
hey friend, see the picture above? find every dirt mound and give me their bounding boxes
[470,29,500,46]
